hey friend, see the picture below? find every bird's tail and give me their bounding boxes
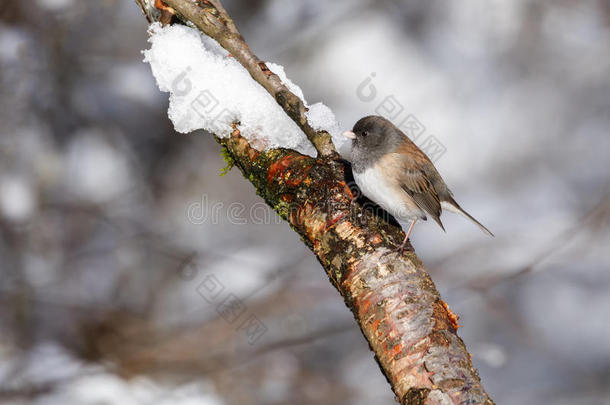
[441,198,494,237]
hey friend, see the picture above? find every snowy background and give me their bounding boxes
[1,0,610,404]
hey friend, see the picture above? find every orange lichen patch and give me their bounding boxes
[267,155,292,183]
[154,0,175,25]
[441,300,460,330]
[359,298,373,315]
[154,0,174,12]
[286,166,313,187]
[367,233,383,245]
[325,210,347,229]
[338,180,355,200]
[266,155,313,186]
[258,62,272,76]
[390,343,404,359]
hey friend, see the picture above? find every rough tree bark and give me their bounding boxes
[134,1,495,404]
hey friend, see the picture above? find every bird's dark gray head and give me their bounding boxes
[344,115,404,172]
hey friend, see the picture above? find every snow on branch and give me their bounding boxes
[145,0,340,158]
[143,23,345,157]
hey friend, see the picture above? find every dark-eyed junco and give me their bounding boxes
[342,115,493,251]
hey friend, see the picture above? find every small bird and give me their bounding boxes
[342,115,493,251]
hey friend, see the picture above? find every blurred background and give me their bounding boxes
[1,0,610,404]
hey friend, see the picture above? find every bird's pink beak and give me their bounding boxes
[342,131,356,140]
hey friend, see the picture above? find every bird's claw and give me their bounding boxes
[393,244,407,254]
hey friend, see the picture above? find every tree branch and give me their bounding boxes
[132,1,495,404]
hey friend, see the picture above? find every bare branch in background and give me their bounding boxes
[132,1,495,404]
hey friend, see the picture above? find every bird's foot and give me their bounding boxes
[392,241,409,254]
[391,219,416,254]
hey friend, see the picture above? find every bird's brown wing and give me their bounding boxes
[399,168,445,231]
[380,151,446,231]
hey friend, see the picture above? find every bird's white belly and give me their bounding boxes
[353,166,424,222]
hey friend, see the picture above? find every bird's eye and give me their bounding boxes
[361,131,368,137]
